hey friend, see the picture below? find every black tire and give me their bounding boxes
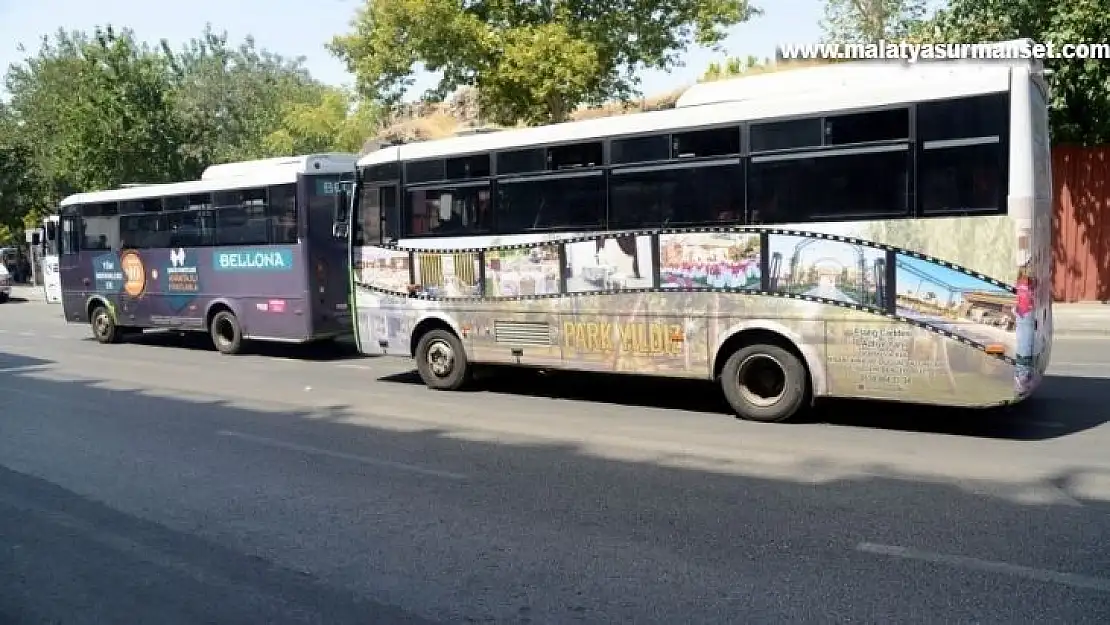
[90,305,121,344]
[210,310,244,355]
[0,293,8,304]
[414,328,470,390]
[720,343,809,423]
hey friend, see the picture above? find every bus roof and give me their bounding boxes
[60,153,358,207]
[200,153,358,180]
[358,54,1025,167]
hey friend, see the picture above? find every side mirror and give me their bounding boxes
[27,230,41,246]
[45,222,57,241]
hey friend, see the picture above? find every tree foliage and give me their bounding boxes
[914,0,1110,145]
[329,0,760,125]
[821,0,930,43]
[161,25,334,164]
[1,23,379,238]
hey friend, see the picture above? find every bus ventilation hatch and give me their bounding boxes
[494,321,552,346]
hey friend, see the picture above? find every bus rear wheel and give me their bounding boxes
[90,305,121,344]
[720,343,808,423]
[210,310,244,355]
[414,328,471,391]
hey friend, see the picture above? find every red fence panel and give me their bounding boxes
[1052,146,1110,302]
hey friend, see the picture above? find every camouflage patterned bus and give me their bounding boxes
[56,154,356,354]
[339,44,1052,423]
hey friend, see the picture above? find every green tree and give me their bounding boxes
[914,0,1110,144]
[161,25,332,164]
[263,87,382,155]
[4,26,193,195]
[329,0,761,125]
[0,138,45,236]
[821,0,930,43]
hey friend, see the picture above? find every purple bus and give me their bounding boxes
[55,154,357,354]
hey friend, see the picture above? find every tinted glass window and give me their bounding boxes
[214,188,269,246]
[80,216,119,250]
[120,214,169,248]
[920,143,1005,214]
[60,217,80,255]
[611,134,671,165]
[382,185,400,243]
[497,148,546,175]
[825,108,909,145]
[445,154,491,179]
[355,184,381,246]
[119,198,162,214]
[268,184,298,244]
[496,174,605,232]
[405,159,445,184]
[365,162,401,182]
[167,210,216,247]
[918,93,1008,142]
[164,195,189,212]
[673,128,739,158]
[407,184,492,236]
[750,118,823,152]
[80,202,118,217]
[609,163,745,229]
[549,142,603,170]
[749,147,910,223]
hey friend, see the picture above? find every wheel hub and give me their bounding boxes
[426,340,455,377]
[737,353,787,408]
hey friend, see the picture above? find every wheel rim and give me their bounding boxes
[215,317,235,347]
[426,339,455,378]
[737,353,787,408]
[93,311,110,338]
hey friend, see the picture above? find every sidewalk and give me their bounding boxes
[6,284,1106,335]
[6,285,45,302]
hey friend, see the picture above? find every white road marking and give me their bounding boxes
[17,332,35,337]
[0,364,51,374]
[216,430,467,480]
[857,542,1110,593]
[336,363,370,370]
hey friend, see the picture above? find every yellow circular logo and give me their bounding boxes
[120,250,146,297]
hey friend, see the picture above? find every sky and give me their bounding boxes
[0,0,824,101]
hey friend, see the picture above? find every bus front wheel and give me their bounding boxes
[210,310,244,355]
[720,343,808,423]
[414,328,471,391]
[90,305,121,344]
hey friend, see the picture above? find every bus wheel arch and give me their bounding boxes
[206,302,244,355]
[713,327,814,423]
[410,317,471,391]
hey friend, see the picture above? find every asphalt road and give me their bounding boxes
[2,296,1110,624]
